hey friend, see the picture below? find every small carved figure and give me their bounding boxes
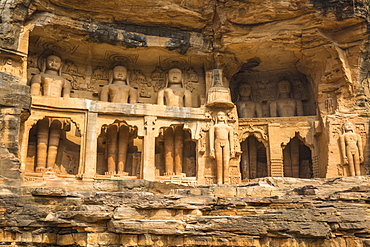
[235,83,262,118]
[270,80,303,117]
[152,66,166,92]
[130,70,152,98]
[30,55,70,98]
[325,94,334,114]
[340,121,363,176]
[184,67,198,92]
[100,66,138,103]
[209,111,235,184]
[1,58,15,74]
[157,68,192,107]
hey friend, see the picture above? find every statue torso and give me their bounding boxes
[344,132,360,153]
[236,101,257,118]
[108,84,132,103]
[276,98,296,117]
[214,123,231,141]
[164,87,185,107]
[42,74,65,97]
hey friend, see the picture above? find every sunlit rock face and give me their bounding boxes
[1,0,370,246]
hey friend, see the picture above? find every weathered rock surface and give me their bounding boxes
[0,177,369,246]
[0,72,30,185]
[1,0,370,246]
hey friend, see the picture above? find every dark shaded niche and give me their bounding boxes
[283,137,313,178]
[240,136,268,180]
[231,70,316,118]
[26,117,81,175]
[155,125,196,177]
[96,121,140,177]
[310,0,368,21]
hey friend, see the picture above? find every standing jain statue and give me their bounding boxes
[30,55,70,98]
[100,66,138,103]
[209,111,235,184]
[157,68,192,107]
[235,83,262,118]
[340,121,363,176]
[270,80,303,117]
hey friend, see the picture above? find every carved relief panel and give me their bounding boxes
[0,56,23,78]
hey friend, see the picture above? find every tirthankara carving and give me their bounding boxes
[270,80,303,117]
[30,55,71,98]
[209,111,235,184]
[236,83,262,118]
[340,121,363,176]
[100,66,138,103]
[157,68,192,107]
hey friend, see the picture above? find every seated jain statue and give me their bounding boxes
[209,111,235,184]
[236,83,262,118]
[270,80,303,117]
[100,66,137,103]
[157,68,192,107]
[340,121,363,176]
[30,55,70,98]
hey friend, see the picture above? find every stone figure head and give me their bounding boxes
[42,55,63,76]
[46,55,62,71]
[109,66,130,85]
[4,58,12,66]
[113,66,128,81]
[238,83,252,97]
[343,121,355,133]
[216,111,227,123]
[277,80,292,95]
[167,68,183,85]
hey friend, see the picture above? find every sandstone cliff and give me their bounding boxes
[1,177,370,246]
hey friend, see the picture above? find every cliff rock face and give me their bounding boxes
[1,0,370,246]
[0,73,30,185]
[1,177,370,246]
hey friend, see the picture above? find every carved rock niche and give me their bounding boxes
[231,70,316,118]
[25,117,81,177]
[27,26,207,106]
[96,121,140,178]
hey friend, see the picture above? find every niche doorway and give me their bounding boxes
[283,136,313,178]
[240,136,268,180]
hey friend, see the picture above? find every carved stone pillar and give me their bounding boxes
[83,112,98,179]
[142,116,157,181]
[268,123,283,176]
